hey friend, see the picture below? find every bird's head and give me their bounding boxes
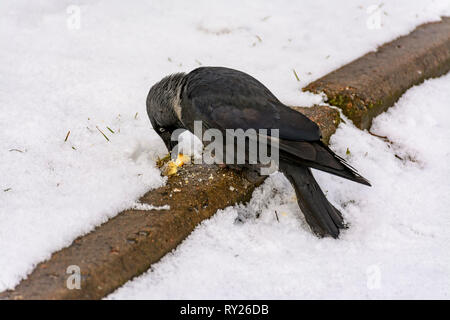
[146,72,186,152]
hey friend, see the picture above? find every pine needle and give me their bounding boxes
[292,69,300,82]
[107,126,115,134]
[64,130,70,142]
[96,126,110,142]
[9,149,24,153]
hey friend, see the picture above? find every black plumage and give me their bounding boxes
[147,66,370,238]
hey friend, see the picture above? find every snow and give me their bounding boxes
[131,203,170,211]
[1,0,449,294]
[109,73,450,300]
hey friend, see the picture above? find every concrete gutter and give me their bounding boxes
[0,106,340,300]
[304,17,450,129]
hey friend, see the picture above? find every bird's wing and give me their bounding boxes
[181,67,370,186]
[182,67,321,141]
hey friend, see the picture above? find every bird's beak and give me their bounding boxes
[160,131,174,153]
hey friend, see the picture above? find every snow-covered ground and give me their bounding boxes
[1,0,449,296]
[108,73,450,299]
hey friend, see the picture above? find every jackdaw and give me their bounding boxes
[146,66,370,238]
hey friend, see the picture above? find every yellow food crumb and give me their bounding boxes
[165,162,178,176]
[163,153,191,176]
[174,153,190,167]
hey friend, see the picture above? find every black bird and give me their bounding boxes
[146,66,370,238]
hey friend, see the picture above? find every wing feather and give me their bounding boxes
[182,67,321,141]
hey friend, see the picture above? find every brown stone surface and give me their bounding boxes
[304,17,450,129]
[291,105,340,145]
[0,105,339,300]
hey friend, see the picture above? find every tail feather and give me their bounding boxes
[318,143,371,186]
[281,162,347,238]
[279,140,371,186]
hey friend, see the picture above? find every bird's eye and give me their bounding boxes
[159,128,165,133]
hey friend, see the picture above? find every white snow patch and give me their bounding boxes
[1,0,449,292]
[108,74,450,299]
[131,203,170,211]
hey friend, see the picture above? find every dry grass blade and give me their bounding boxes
[96,126,110,142]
